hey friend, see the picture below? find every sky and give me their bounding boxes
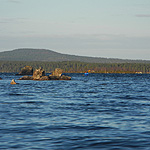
[0,0,150,60]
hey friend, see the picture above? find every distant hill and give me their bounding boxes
[0,48,149,63]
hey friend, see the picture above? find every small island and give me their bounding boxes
[18,66,71,80]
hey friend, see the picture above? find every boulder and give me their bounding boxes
[33,67,45,80]
[51,68,63,77]
[17,66,33,75]
[60,75,71,80]
[49,75,60,80]
[49,68,71,80]
[49,75,71,80]
[10,79,17,84]
[18,76,34,80]
[36,76,50,81]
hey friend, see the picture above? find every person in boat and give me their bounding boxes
[83,70,91,76]
[84,72,89,76]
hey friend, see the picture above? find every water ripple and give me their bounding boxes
[1,73,150,149]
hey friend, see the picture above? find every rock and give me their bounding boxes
[51,68,63,77]
[49,75,60,80]
[49,68,66,80]
[60,75,71,80]
[33,67,45,80]
[49,68,71,80]
[10,79,17,84]
[17,66,33,75]
[37,76,50,81]
[18,76,34,80]
[49,75,71,80]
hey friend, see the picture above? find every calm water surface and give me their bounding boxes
[0,73,150,150]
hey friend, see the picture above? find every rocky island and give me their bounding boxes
[18,67,71,80]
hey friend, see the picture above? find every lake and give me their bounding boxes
[0,73,150,149]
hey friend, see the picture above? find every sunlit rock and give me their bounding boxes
[10,79,17,84]
[33,67,45,80]
[51,68,63,77]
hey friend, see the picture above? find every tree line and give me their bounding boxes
[0,61,150,74]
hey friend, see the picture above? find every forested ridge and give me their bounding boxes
[1,48,150,64]
[0,61,150,74]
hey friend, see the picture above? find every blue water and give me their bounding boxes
[0,73,150,150]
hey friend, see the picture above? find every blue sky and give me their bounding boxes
[0,0,150,60]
